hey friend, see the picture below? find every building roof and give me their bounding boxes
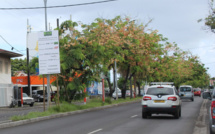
[0,49,22,58]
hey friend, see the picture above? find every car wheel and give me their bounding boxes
[147,113,152,117]
[30,103,34,107]
[142,112,147,119]
[179,107,181,117]
[191,98,194,101]
[210,126,215,134]
[174,109,180,119]
[18,101,21,107]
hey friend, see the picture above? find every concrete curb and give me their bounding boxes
[0,99,141,129]
[193,99,209,134]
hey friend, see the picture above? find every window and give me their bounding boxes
[0,61,2,73]
[146,88,174,95]
[180,87,191,92]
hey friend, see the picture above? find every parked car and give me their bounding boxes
[178,85,194,101]
[112,88,122,99]
[142,82,181,119]
[194,88,201,97]
[22,93,34,107]
[126,90,136,97]
[32,90,47,102]
[202,90,215,134]
[126,90,130,97]
[51,91,57,101]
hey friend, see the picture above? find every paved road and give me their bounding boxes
[0,96,203,134]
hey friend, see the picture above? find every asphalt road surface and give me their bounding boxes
[0,96,203,134]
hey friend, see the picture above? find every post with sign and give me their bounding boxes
[21,87,23,107]
[38,30,61,108]
[84,88,87,105]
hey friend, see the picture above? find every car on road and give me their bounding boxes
[141,82,181,119]
[202,89,215,134]
[32,90,47,102]
[194,88,201,97]
[22,93,34,107]
[178,85,194,101]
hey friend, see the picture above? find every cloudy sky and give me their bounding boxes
[0,0,215,77]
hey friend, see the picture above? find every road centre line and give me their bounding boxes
[131,115,138,118]
[88,128,103,134]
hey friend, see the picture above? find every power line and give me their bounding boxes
[0,0,117,10]
[0,35,25,55]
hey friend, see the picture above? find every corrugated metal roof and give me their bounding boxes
[0,49,22,57]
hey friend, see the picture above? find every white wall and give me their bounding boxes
[0,56,11,84]
[0,84,13,107]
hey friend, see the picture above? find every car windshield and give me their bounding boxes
[146,87,174,95]
[180,87,191,92]
[22,93,28,97]
[37,90,43,95]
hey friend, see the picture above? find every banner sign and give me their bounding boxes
[38,31,60,75]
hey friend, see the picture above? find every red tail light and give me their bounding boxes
[168,97,177,101]
[211,101,215,119]
[143,96,152,101]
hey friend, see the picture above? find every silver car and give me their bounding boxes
[112,88,122,99]
[178,85,194,101]
[202,90,214,134]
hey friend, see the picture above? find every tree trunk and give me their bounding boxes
[106,77,113,97]
[134,74,136,98]
[122,65,130,98]
[136,81,141,96]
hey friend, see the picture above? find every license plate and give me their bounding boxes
[154,100,165,103]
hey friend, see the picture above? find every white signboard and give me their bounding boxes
[38,31,61,75]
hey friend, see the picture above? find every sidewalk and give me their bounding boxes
[193,99,210,134]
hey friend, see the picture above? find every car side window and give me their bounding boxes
[174,88,179,96]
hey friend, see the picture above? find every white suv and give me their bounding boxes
[141,82,181,119]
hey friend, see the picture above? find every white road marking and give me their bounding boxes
[131,115,138,118]
[88,128,103,134]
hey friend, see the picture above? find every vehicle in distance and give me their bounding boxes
[112,88,122,99]
[194,88,201,97]
[22,93,34,107]
[178,85,194,101]
[142,82,181,119]
[32,90,47,102]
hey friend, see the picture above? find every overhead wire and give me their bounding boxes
[0,35,25,55]
[0,0,117,10]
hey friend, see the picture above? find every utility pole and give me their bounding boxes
[44,0,50,108]
[26,19,31,97]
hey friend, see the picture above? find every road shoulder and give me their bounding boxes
[193,99,209,134]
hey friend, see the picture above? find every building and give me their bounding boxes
[12,75,57,97]
[0,49,22,107]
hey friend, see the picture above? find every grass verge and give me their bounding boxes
[10,97,141,121]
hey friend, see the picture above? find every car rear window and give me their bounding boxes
[194,89,201,91]
[146,87,174,95]
[180,87,191,92]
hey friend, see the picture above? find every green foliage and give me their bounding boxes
[11,57,39,76]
